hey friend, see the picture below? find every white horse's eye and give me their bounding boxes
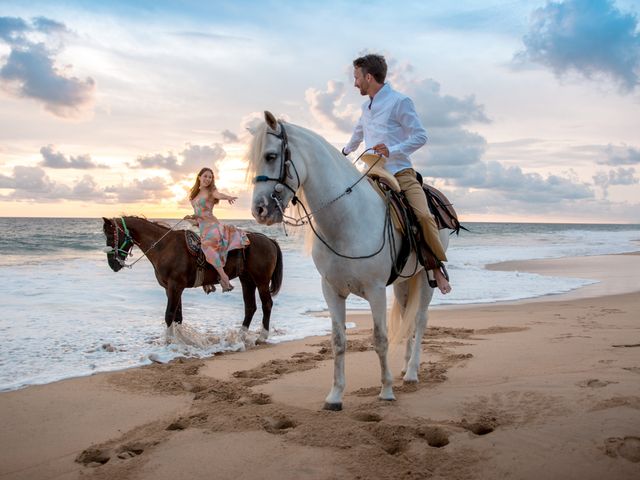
[265,152,277,162]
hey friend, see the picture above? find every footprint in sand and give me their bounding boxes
[577,379,617,388]
[605,436,640,463]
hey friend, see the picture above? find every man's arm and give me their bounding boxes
[388,97,427,157]
[342,115,364,155]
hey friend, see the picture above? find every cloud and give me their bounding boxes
[402,78,490,129]
[0,165,172,203]
[593,166,638,197]
[0,16,95,117]
[515,0,640,91]
[0,16,29,43]
[221,129,239,143]
[104,177,173,203]
[39,145,106,169]
[305,80,358,133]
[600,145,640,165]
[133,143,226,180]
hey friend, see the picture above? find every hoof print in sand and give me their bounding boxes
[460,418,496,436]
[577,378,616,388]
[262,415,297,434]
[417,426,450,448]
[605,436,640,463]
[352,411,382,422]
[75,447,111,466]
[166,417,189,431]
[116,443,145,460]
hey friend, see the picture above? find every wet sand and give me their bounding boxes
[1,253,639,479]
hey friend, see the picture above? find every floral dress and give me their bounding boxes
[191,196,250,268]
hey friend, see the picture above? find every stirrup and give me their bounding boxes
[203,284,216,294]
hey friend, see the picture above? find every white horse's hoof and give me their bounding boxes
[323,402,343,411]
[403,378,418,385]
[378,388,396,402]
[378,395,396,402]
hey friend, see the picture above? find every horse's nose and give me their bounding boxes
[253,204,268,220]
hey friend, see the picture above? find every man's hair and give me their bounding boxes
[353,54,387,83]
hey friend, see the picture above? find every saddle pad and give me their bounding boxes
[185,229,202,257]
[368,177,405,233]
[423,185,464,233]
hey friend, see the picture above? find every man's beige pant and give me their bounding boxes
[395,168,448,263]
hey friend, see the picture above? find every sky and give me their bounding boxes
[0,0,639,223]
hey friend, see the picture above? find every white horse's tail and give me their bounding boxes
[388,273,422,344]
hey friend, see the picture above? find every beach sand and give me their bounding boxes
[1,253,639,479]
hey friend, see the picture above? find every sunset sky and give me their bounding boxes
[1,0,639,223]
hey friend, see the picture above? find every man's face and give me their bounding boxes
[354,67,370,96]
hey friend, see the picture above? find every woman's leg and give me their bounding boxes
[214,264,233,292]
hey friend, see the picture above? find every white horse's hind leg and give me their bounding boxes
[322,278,347,411]
[368,287,395,401]
[403,272,433,383]
[391,281,411,375]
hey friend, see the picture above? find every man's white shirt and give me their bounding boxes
[343,83,427,175]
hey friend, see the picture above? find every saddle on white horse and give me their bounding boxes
[360,154,465,284]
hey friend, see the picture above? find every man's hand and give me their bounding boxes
[373,143,389,157]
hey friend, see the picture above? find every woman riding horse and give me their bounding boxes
[184,167,250,292]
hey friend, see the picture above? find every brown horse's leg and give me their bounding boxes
[164,284,184,327]
[240,276,257,329]
[257,284,273,342]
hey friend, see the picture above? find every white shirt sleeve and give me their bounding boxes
[343,114,364,155]
[387,97,427,157]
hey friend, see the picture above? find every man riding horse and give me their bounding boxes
[342,53,451,294]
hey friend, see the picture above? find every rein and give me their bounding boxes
[253,121,392,259]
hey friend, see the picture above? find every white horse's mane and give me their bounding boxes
[245,121,359,185]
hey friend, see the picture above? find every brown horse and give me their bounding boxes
[102,216,282,341]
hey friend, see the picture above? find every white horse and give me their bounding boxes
[248,111,450,411]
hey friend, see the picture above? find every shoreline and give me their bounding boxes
[2,252,640,479]
[4,251,640,393]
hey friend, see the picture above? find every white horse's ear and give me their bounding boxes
[246,125,257,136]
[264,111,278,130]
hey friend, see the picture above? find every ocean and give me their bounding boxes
[1,217,639,391]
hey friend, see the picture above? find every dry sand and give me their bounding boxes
[1,253,639,480]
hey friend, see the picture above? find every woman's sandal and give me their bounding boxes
[220,278,234,293]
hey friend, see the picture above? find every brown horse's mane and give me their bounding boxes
[121,214,171,230]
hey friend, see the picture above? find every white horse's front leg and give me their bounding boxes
[368,286,395,401]
[403,273,433,383]
[322,278,347,411]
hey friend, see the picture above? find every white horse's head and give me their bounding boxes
[248,111,305,225]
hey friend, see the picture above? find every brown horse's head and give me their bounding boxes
[102,217,134,272]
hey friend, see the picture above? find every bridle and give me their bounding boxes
[105,217,136,268]
[253,121,301,215]
[104,216,185,269]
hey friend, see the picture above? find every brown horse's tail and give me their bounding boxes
[269,238,283,296]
